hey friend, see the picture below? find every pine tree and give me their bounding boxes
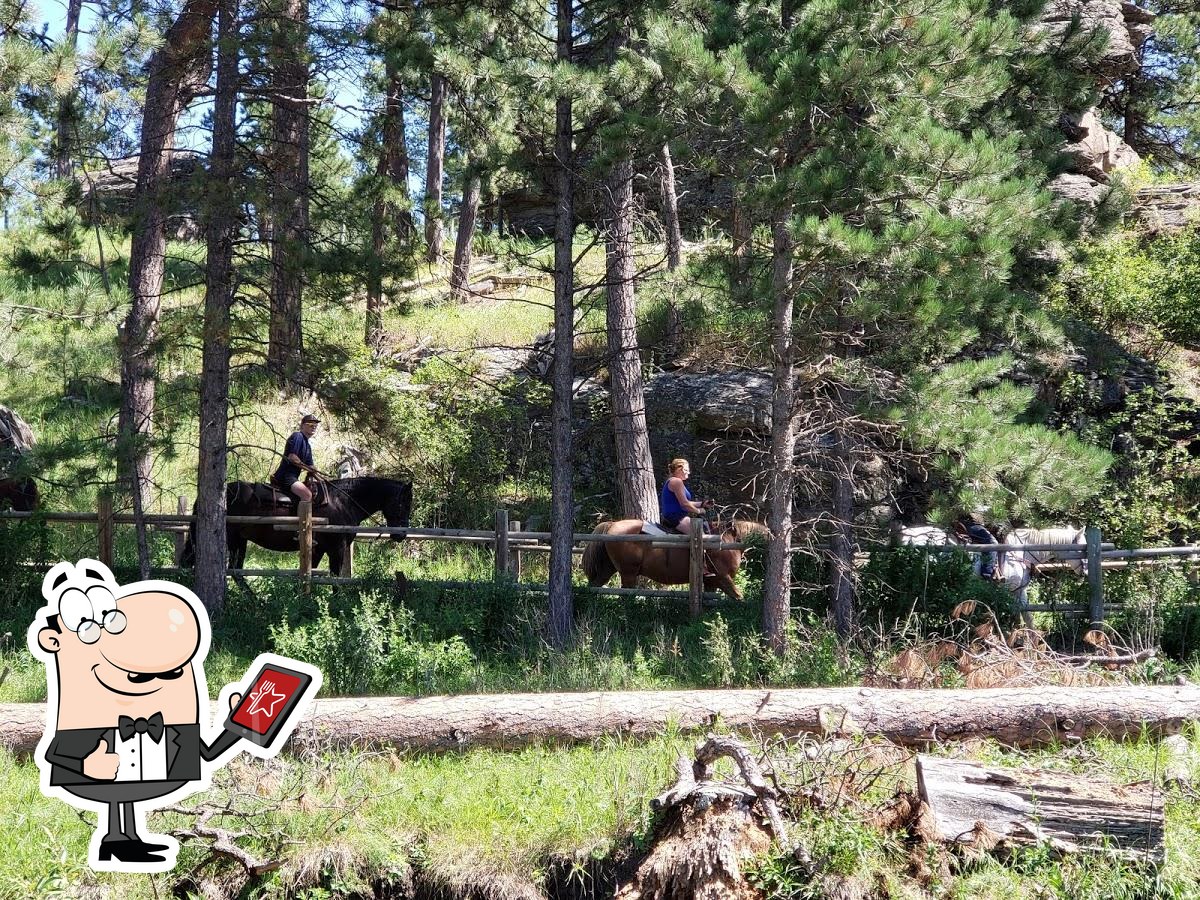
[195,0,240,614]
[264,0,309,384]
[725,0,1105,646]
[120,0,218,576]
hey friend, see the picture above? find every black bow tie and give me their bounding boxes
[118,713,165,743]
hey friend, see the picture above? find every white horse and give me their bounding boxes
[896,524,1034,620]
[1007,526,1088,576]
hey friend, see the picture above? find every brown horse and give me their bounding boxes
[581,520,768,599]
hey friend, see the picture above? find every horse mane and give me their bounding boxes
[726,520,769,542]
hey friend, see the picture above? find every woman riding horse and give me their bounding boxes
[660,458,712,534]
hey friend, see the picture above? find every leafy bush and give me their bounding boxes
[858,547,1020,634]
[700,613,855,688]
[270,590,476,695]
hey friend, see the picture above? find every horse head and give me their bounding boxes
[381,478,412,540]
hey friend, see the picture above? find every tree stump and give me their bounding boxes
[616,736,789,900]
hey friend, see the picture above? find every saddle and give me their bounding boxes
[261,479,325,511]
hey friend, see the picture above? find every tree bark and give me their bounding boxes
[729,187,751,300]
[195,0,239,616]
[917,755,1163,853]
[265,0,309,384]
[606,153,658,521]
[119,0,219,577]
[827,423,855,640]
[54,0,83,179]
[660,143,682,272]
[9,686,1200,754]
[424,72,447,263]
[383,54,413,244]
[366,192,387,348]
[366,52,414,349]
[548,0,575,651]
[762,209,795,656]
[449,170,481,300]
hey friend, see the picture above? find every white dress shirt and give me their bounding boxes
[114,726,168,782]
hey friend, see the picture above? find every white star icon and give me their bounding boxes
[246,679,286,718]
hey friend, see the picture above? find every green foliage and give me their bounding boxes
[699,613,855,688]
[269,590,476,696]
[897,356,1113,519]
[1067,229,1200,352]
[1064,382,1200,547]
[858,547,1020,633]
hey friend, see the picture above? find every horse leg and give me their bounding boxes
[327,540,345,576]
[620,570,638,589]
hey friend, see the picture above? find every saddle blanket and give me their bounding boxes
[640,522,669,536]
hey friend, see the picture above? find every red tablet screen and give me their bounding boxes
[230,667,305,735]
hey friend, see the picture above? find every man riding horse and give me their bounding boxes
[271,414,323,505]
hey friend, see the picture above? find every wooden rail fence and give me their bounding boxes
[4,498,1200,624]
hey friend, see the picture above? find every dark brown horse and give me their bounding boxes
[182,476,412,574]
[581,519,767,599]
[0,476,38,511]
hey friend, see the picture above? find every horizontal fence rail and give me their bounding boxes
[4,502,1199,625]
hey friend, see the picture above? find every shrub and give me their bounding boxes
[270,589,476,695]
[858,547,1020,635]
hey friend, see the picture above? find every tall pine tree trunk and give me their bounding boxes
[661,143,684,358]
[366,55,413,349]
[196,0,239,615]
[266,0,308,384]
[763,208,796,656]
[827,421,855,639]
[54,0,83,179]
[366,188,387,348]
[730,187,751,300]
[660,143,682,271]
[120,0,218,577]
[605,153,658,520]
[384,54,414,243]
[449,170,481,300]
[548,0,575,651]
[424,72,447,263]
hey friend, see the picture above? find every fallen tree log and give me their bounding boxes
[917,755,1164,857]
[4,685,1200,754]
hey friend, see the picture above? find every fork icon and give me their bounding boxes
[246,680,286,718]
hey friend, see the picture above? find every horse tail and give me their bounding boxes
[581,522,617,587]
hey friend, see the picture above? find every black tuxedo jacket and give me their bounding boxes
[44,724,222,786]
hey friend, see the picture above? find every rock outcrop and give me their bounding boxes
[1043,1,1149,208]
[1131,182,1200,233]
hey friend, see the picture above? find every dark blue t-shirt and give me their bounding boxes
[274,431,313,481]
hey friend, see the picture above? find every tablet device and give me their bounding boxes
[223,660,315,748]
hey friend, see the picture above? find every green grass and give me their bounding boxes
[5,729,1200,899]
[0,731,689,900]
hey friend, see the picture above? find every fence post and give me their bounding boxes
[173,495,188,566]
[510,519,522,580]
[97,492,114,568]
[689,517,704,619]
[298,500,313,589]
[340,539,354,579]
[1086,526,1104,626]
[495,508,510,581]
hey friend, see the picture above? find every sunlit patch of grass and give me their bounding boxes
[0,729,688,899]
